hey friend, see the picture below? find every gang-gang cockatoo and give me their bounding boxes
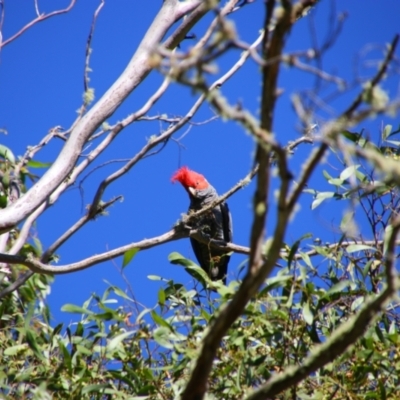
[171,166,232,284]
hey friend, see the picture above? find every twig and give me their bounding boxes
[0,271,34,299]
[88,32,264,218]
[181,1,295,397]
[0,0,205,233]
[163,1,211,50]
[14,126,63,178]
[0,0,4,33]
[80,0,105,117]
[342,34,399,119]
[0,228,184,275]
[138,114,219,126]
[197,0,240,48]
[34,0,40,17]
[0,0,77,48]
[42,195,122,263]
[285,55,346,87]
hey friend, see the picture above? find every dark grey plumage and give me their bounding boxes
[172,167,233,284]
[188,186,232,283]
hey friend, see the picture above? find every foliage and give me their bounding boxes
[1,211,400,398]
[2,125,400,398]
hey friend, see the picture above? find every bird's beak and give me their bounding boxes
[188,187,196,197]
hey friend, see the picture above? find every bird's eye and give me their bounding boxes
[196,181,199,186]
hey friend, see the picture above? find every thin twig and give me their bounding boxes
[0,0,77,48]
[342,34,399,119]
[88,32,264,218]
[81,0,105,115]
[42,195,122,263]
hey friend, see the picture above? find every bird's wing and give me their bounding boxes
[220,202,233,243]
[190,237,207,270]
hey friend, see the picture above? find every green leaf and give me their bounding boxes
[153,327,174,349]
[158,288,166,306]
[136,307,152,323]
[341,130,360,143]
[4,344,28,356]
[26,160,52,168]
[382,124,392,140]
[82,384,109,395]
[0,144,15,164]
[25,328,45,360]
[168,252,197,267]
[151,311,173,330]
[107,330,136,352]
[122,247,139,269]
[76,344,92,356]
[326,280,351,295]
[311,192,335,209]
[346,244,376,253]
[387,124,400,138]
[302,302,314,325]
[285,283,295,308]
[327,178,344,187]
[351,296,364,311]
[184,265,210,286]
[322,170,333,180]
[126,397,150,400]
[299,252,313,269]
[201,309,211,323]
[340,165,360,181]
[104,282,134,302]
[147,275,162,281]
[386,139,400,147]
[263,275,292,294]
[58,341,72,374]
[303,188,317,195]
[383,224,393,255]
[61,304,94,315]
[0,193,7,208]
[93,311,115,321]
[287,234,312,269]
[340,211,356,235]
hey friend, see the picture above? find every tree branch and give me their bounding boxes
[181,1,297,397]
[88,31,265,218]
[0,0,204,233]
[245,218,400,400]
[0,0,77,48]
[81,0,105,115]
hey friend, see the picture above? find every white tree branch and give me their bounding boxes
[0,0,204,233]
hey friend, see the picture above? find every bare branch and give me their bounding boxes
[180,1,295,397]
[0,228,184,275]
[14,126,63,178]
[42,195,123,263]
[81,0,105,116]
[191,0,241,52]
[287,35,400,213]
[34,0,40,17]
[0,0,77,48]
[0,0,205,233]
[0,271,34,299]
[88,32,264,218]
[163,1,215,50]
[342,34,399,119]
[284,54,346,88]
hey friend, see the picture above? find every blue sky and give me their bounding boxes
[0,0,399,325]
